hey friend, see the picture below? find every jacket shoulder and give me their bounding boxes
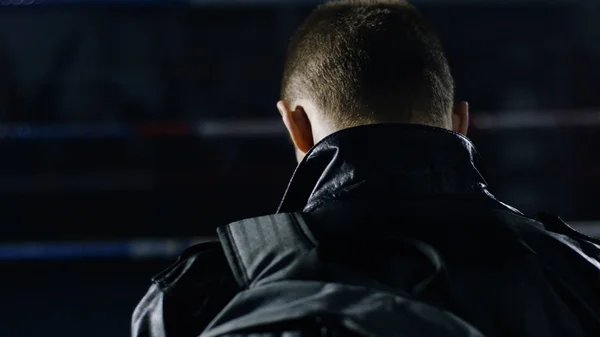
[151,240,231,291]
[132,241,238,337]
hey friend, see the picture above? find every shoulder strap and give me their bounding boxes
[217,212,317,289]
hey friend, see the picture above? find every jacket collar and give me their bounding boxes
[277,123,496,213]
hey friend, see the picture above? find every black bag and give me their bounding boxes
[200,213,485,337]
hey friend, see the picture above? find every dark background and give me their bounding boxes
[1,1,599,336]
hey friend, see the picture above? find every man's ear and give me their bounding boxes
[452,101,469,136]
[277,100,314,155]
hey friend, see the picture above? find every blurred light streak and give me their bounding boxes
[0,237,215,261]
[0,171,156,192]
[196,120,285,137]
[473,110,600,129]
[0,111,598,141]
[0,221,597,261]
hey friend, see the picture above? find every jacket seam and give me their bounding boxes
[289,213,318,248]
[223,225,250,288]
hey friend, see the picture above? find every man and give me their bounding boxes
[132,1,600,337]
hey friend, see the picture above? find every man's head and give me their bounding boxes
[277,0,469,162]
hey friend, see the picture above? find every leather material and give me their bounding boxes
[211,212,486,337]
[132,124,600,337]
[216,213,316,289]
[202,281,485,337]
[277,124,503,213]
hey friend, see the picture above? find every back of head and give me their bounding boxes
[281,0,454,131]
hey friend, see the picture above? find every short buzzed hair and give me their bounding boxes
[281,0,454,130]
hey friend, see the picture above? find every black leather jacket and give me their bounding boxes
[132,124,600,337]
